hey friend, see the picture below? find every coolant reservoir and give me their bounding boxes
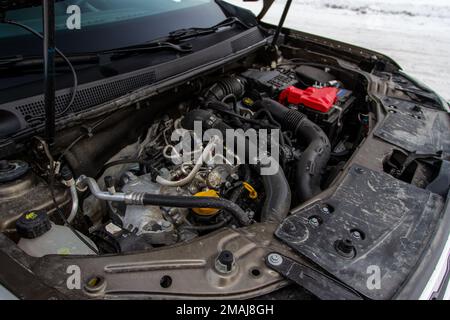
[16,211,97,257]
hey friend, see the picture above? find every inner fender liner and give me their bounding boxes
[375,97,450,157]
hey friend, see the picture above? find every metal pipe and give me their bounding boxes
[76,175,145,204]
[43,0,56,144]
[76,175,252,226]
[67,184,79,224]
[156,136,220,187]
[272,0,293,47]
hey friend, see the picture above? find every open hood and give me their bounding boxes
[256,0,276,20]
[0,0,50,12]
[0,0,276,17]
[223,0,277,21]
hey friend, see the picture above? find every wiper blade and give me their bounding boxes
[0,41,192,70]
[103,41,193,55]
[1,17,249,70]
[0,54,98,70]
[0,55,24,67]
[168,17,250,41]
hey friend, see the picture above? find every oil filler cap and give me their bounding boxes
[16,210,51,239]
[192,189,220,216]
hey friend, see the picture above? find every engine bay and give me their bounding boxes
[0,55,373,257]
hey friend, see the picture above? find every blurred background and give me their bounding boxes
[225,0,450,101]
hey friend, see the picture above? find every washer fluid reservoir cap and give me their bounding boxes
[16,210,52,239]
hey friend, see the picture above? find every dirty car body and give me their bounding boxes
[0,0,449,300]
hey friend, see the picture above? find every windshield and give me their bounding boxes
[0,0,240,106]
[0,0,226,55]
[2,0,211,38]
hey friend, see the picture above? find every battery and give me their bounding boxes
[284,87,355,138]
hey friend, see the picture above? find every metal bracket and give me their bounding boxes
[266,253,364,300]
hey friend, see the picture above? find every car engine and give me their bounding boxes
[0,61,369,256]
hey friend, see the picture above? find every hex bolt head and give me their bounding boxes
[355,167,365,174]
[351,230,362,240]
[161,221,172,229]
[267,253,283,266]
[321,206,330,214]
[308,217,320,227]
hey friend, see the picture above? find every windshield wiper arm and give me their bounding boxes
[0,41,193,70]
[1,17,249,70]
[0,55,24,67]
[0,54,98,70]
[168,17,251,41]
[103,41,193,55]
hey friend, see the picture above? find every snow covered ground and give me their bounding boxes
[225,0,450,101]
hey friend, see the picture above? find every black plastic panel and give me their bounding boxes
[0,27,266,134]
[375,98,450,156]
[15,70,157,119]
[265,253,363,300]
[276,165,444,300]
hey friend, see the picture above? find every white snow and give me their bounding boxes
[225,0,450,101]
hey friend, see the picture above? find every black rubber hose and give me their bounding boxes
[182,109,292,223]
[142,193,251,226]
[260,169,292,223]
[255,99,331,202]
[204,77,246,102]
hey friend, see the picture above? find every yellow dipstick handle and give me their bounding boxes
[243,182,258,199]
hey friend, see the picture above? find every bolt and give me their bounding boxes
[355,167,364,174]
[321,206,330,214]
[308,217,320,227]
[161,221,172,229]
[267,253,283,266]
[351,230,362,240]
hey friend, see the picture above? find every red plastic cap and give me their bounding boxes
[279,86,338,113]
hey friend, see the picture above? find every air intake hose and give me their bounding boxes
[182,109,291,223]
[204,77,246,103]
[254,99,331,202]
